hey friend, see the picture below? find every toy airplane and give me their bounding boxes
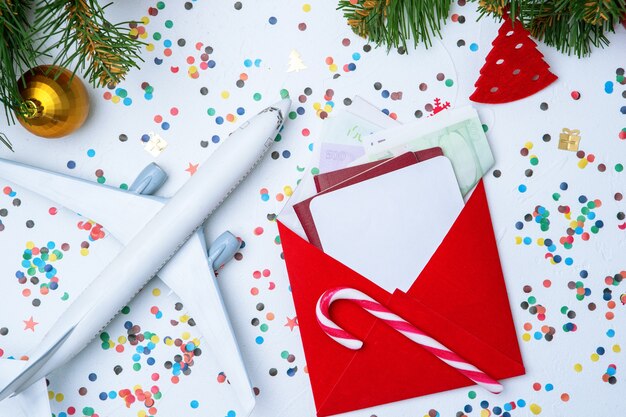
[0,98,291,417]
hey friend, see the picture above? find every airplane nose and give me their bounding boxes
[273,98,292,120]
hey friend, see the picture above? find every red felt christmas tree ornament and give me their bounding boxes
[470,12,558,104]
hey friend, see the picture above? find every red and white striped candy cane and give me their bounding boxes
[316,287,503,394]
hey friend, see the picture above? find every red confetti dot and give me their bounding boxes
[152,373,160,381]
[298,22,307,31]
[49,207,57,215]
[150,306,159,314]
[164,48,172,57]
[170,107,179,116]
[115,344,124,353]
[262,269,271,277]
[587,154,595,162]
[186,56,195,65]
[103,92,112,100]
[195,42,203,50]
[154,115,163,123]
[619,130,626,140]
[342,38,350,46]
[253,270,261,279]
[570,91,581,100]
[325,57,333,65]
[302,128,310,136]
[543,279,551,288]
[254,227,264,235]
[451,14,459,22]
[533,382,542,391]
[250,287,259,295]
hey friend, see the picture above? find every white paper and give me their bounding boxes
[308,156,463,292]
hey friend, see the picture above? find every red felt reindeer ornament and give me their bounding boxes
[470,11,558,104]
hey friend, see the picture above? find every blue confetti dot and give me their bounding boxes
[109,391,117,399]
[560,182,568,190]
[515,221,524,230]
[464,405,473,413]
[244,59,252,67]
[504,403,512,411]
[348,62,356,71]
[534,331,542,340]
[282,150,291,158]
[608,366,617,376]
[236,107,245,115]
[59,413,67,417]
[523,237,532,245]
[227,411,236,417]
[565,257,573,265]
[254,59,262,67]
[588,212,596,220]
[518,184,527,193]
[123,97,132,106]
[216,116,224,125]
[99,392,107,400]
[141,134,150,142]
[191,400,199,409]
[545,383,553,391]
[208,60,216,68]
[579,195,587,203]
[544,239,553,246]
[605,81,614,94]
[621,106,626,114]
[49,281,58,290]
[352,52,361,61]
[493,406,502,415]
[517,399,526,407]
[155,311,162,319]
[154,57,163,65]
[147,357,156,365]
[255,336,264,344]
[296,106,305,115]
[584,288,591,296]
[595,220,604,228]
[469,43,479,51]
[67,160,76,169]
[554,255,562,263]
[161,122,170,130]
[480,400,489,408]
[132,353,141,361]
[286,367,296,377]
[607,329,615,337]
[268,16,277,24]
[163,39,172,47]
[382,108,390,115]
[87,149,95,157]
[145,93,153,100]
[88,373,97,382]
[261,194,269,202]
[381,90,390,98]
[503,413,511,417]
[597,346,605,355]
[212,135,220,143]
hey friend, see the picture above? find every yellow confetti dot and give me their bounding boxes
[118,336,127,344]
[111,96,121,104]
[536,237,544,246]
[180,314,189,323]
[324,104,332,112]
[26,241,35,249]
[146,43,155,52]
[48,391,54,400]
[49,253,57,261]
[141,16,150,24]
[152,288,161,296]
[221,90,230,99]
[481,409,491,417]
[140,32,148,40]
[188,65,198,75]
[108,340,114,348]
[578,159,588,169]
[530,403,542,415]
[80,248,89,256]
[329,63,338,72]
[522,333,531,342]
[138,410,147,417]
[151,335,160,343]
[182,331,191,340]
[564,212,571,220]
[165,338,174,346]
[313,102,321,111]
[55,393,64,402]
[524,141,533,150]
[515,236,522,244]
[613,344,621,353]
[591,353,600,362]
[284,186,293,196]
[574,363,583,372]
[133,384,142,391]
[570,220,578,228]
[302,3,311,12]
[129,28,139,37]
[193,338,201,346]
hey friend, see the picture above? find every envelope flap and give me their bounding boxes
[277,220,393,411]
[406,180,523,363]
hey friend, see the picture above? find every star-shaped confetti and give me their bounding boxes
[23,316,38,332]
[185,162,199,176]
[284,316,298,331]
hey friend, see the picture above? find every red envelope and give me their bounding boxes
[277,180,525,416]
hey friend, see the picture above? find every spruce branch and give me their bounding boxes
[338,0,453,51]
[35,0,144,87]
[0,132,14,152]
[0,0,39,124]
[474,0,626,57]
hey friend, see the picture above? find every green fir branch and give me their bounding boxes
[35,0,144,87]
[338,0,454,51]
[0,0,39,124]
[0,132,14,152]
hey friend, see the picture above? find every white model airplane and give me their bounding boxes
[0,98,291,416]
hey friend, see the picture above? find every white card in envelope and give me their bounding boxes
[308,156,464,293]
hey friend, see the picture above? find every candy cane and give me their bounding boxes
[316,287,503,394]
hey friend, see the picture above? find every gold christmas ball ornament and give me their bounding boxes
[17,65,90,139]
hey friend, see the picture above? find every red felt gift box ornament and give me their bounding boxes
[470,12,557,104]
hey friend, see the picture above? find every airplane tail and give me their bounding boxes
[0,376,51,417]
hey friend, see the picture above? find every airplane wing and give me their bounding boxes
[0,158,164,245]
[0,378,51,417]
[159,232,255,416]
